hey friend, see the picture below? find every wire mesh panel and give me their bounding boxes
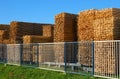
[7,44,21,65]
[65,42,93,76]
[21,43,39,67]
[38,43,64,71]
[94,41,120,79]
[0,41,119,78]
[0,44,7,63]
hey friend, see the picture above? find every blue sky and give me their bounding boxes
[0,0,120,24]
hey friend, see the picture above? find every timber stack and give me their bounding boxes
[54,13,78,63]
[94,8,120,75]
[10,21,52,44]
[77,9,97,66]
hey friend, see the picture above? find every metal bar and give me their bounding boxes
[20,44,23,66]
[92,41,94,76]
[64,42,67,72]
[36,44,39,67]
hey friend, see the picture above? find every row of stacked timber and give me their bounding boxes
[0,22,54,44]
[54,13,78,63]
[94,8,120,40]
[77,9,96,67]
[10,21,53,44]
[23,25,54,44]
[77,8,120,74]
[94,8,120,75]
[54,12,78,42]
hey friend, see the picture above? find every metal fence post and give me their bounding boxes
[92,41,94,76]
[64,42,67,72]
[20,44,23,66]
[36,44,39,67]
[5,44,7,64]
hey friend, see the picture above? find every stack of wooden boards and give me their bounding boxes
[54,13,78,63]
[78,8,120,41]
[77,9,96,41]
[77,8,120,74]
[10,21,53,44]
[0,24,10,44]
[94,8,120,75]
[23,25,54,44]
[94,8,120,40]
[77,9,96,66]
[54,12,78,42]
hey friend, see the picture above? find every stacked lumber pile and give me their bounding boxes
[94,8,120,75]
[94,8,120,40]
[43,25,54,37]
[77,8,120,69]
[54,12,78,42]
[77,9,96,41]
[77,9,96,66]
[10,21,52,44]
[54,13,78,63]
[23,35,53,44]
